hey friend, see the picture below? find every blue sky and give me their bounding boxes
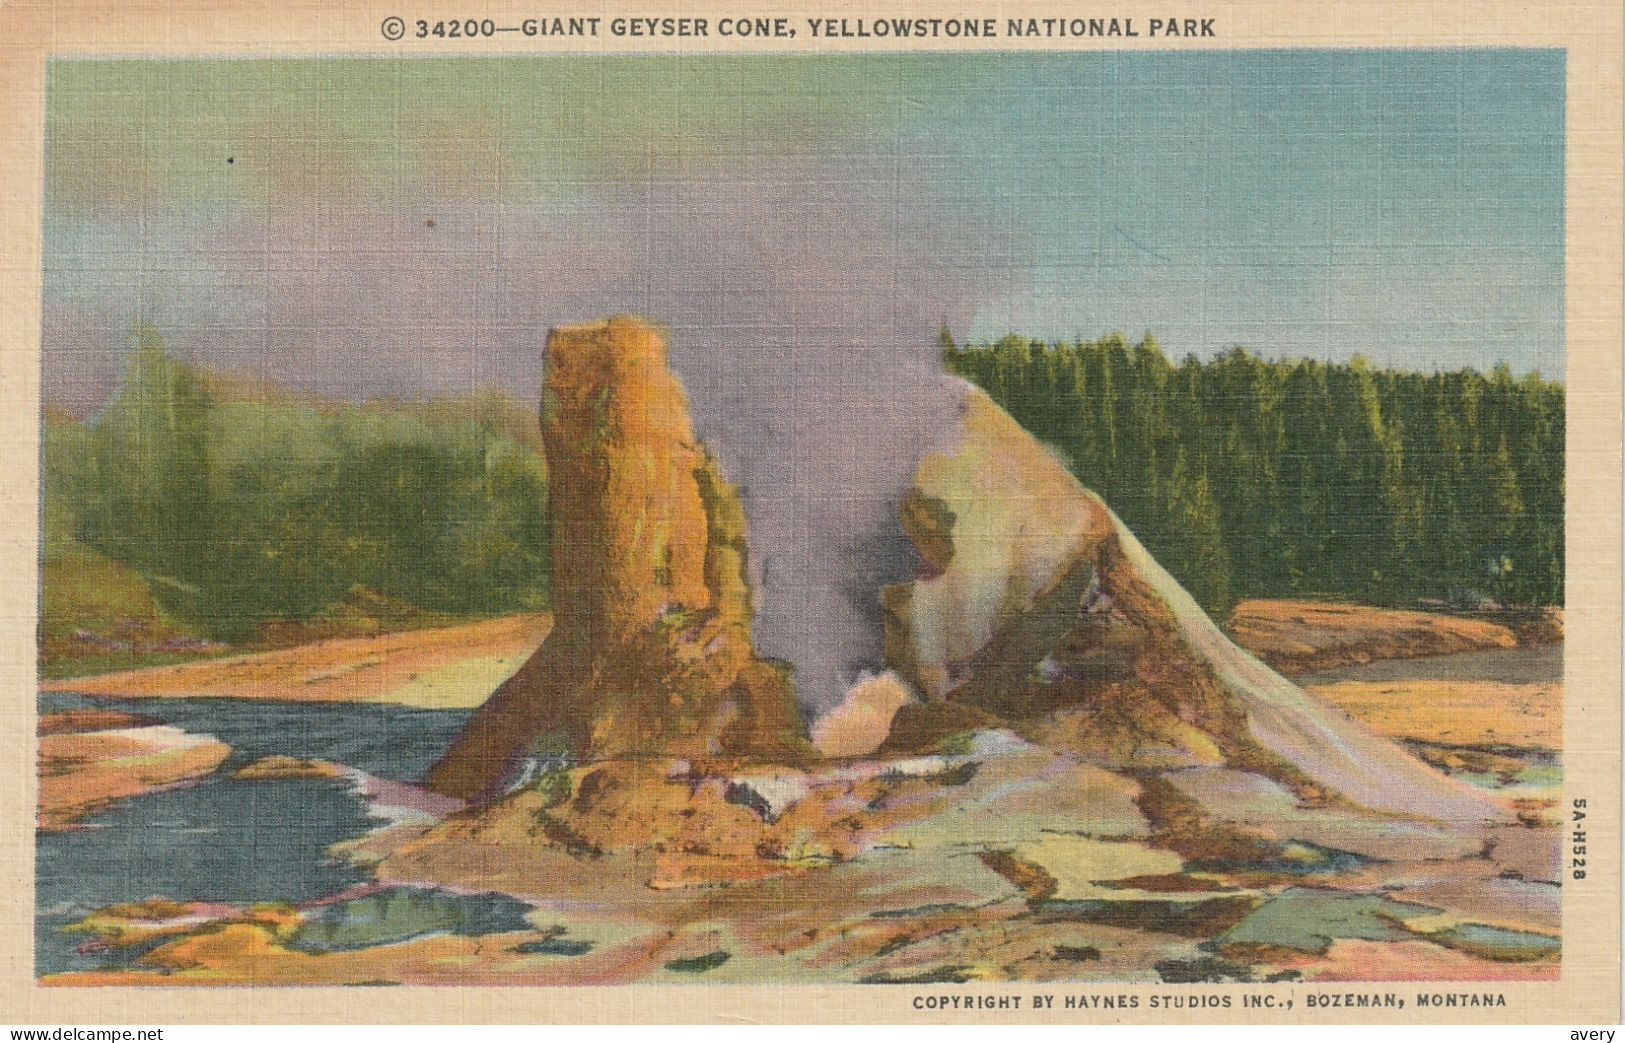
[42,49,1564,411]
[941,51,1563,372]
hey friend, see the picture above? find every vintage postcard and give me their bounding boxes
[0,0,1619,1026]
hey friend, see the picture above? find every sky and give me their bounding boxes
[42,49,1564,415]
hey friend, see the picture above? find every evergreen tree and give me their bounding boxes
[944,332,1564,613]
[87,322,213,581]
[57,325,552,642]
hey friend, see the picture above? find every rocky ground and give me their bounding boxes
[41,633,1561,985]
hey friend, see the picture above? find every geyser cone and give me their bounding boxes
[426,317,809,802]
[881,387,1503,824]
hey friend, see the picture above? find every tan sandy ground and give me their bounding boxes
[37,709,161,734]
[1226,600,1520,675]
[38,716,230,830]
[41,614,552,709]
[1304,679,1560,751]
[43,601,1527,711]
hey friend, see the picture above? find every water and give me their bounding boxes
[290,888,537,953]
[1430,922,1561,961]
[39,693,470,778]
[1297,643,1562,687]
[36,693,470,977]
[1219,888,1439,954]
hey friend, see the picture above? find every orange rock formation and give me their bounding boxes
[426,318,808,802]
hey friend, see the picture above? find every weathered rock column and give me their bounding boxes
[426,317,808,802]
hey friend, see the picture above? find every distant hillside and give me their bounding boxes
[42,325,549,668]
[944,332,1564,615]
